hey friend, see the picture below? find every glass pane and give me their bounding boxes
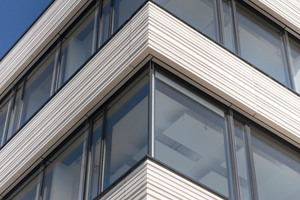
[7,86,23,140]
[288,34,300,93]
[60,8,96,85]
[103,72,149,190]
[154,0,219,41]
[42,128,88,200]
[9,170,43,200]
[99,0,111,47]
[154,71,230,198]
[20,49,57,128]
[0,97,11,146]
[236,3,290,86]
[88,114,103,200]
[113,0,146,33]
[222,0,236,52]
[233,120,252,200]
[251,127,300,200]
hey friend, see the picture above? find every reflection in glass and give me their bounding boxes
[113,0,146,33]
[99,0,111,47]
[233,120,252,200]
[88,114,103,200]
[9,170,43,200]
[236,3,290,86]
[154,0,219,41]
[42,128,88,200]
[0,97,11,146]
[222,0,236,52]
[251,127,300,200]
[20,49,57,128]
[103,72,149,190]
[6,86,23,140]
[60,8,97,85]
[288,35,300,93]
[154,70,230,198]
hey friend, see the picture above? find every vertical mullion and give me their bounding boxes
[109,0,114,37]
[231,0,241,55]
[226,109,240,200]
[282,30,295,90]
[99,107,107,194]
[148,61,155,157]
[97,0,104,48]
[244,123,259,200]
[1,92,14,145]
[50,45,60,96]
[217,0,225,45]
[83,120,93,200]
[38,162,47,200]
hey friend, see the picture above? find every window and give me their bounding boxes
[103,70,149,190]
[154,68,232,198]
[154,0,219,41]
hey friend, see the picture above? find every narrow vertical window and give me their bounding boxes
[154,68,231,198]
[287,34,300,93]
[233,120,252,200]
[103,70,149,190]
[0,96,11,146]
[222,0,236,52]
[88,114,104,200]
[99,0,111,47]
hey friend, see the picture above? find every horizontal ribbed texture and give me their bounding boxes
[101,160,224,200]
[1,1,300,196]
[147,3,300,144]
[250,0,300,34]
[0,0,89,95]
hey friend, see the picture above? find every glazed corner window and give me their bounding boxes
[103,70,149,190]
[153,67,232,198]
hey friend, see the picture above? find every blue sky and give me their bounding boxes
[0,0,53,60]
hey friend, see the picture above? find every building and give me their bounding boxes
[0,0,300,199]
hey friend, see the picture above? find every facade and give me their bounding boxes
[0,0,300,199]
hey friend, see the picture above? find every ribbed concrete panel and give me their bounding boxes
[147,161,224,200]
[0,0,90,95]
[253,70,300,142]
[146,3,300,144]
[99,162,148,200]
[147,3,256,115]
[101,160,224,200]
[0,4,150,194]
[1,1,300,196]
[249,0,300,35]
